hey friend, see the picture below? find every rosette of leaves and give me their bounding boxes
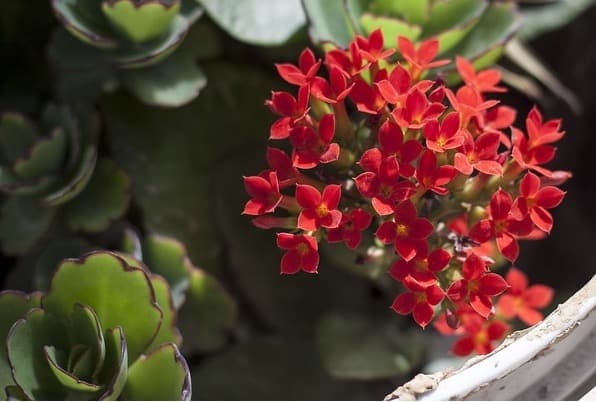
[0,106,130,255]
[303,0,520,71]
[0,251,190,400]
[49,0,212,107]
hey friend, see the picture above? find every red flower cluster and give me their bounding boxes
[243,29,567,353]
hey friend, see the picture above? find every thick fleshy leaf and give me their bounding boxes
[518,0,596,41]
[64,158,131,232]
[101,0,180,44]
[43,252,163,361]
[147,275,182,349]
[97,326,128,401]
[141,234,192,309]
[68,303,105,380]
[44,346,101,393]
[370,0,429,25]
[177,268,236,354]
[34,237,93,291]
[316,313,423,380]
[302,0,361,47]
[197,0,305,46]
[0,197,56,255]
[0,292,41,400]
[7,309,69,400]
[0,113,40,163]
[122,343,190,401]
[13,128,67,181]
[360,14,422,42]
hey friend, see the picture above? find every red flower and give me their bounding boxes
[424,112,465,153]
[392,276,444,328]
[355,153,415,215]
[512,107,565,177]
[469,189,533,262]
[266,86,310,140]
[397,36,449,80]
[376,120,422,177]
[415,150,456,196]
[512,172,565,233]
[446,86,499,128]
[327,208,372,249]
[375,200,434,261]
[325,41,366,78]
[456,56,505,94]
[452,316,509,356]
[446,253,509,317]
[289,114,339,169]
[296,184,342,231]
[355,28,395,63]
[392,89,445,130]
[497,267,554,325]
[376,64,434,106]
[276,233,319,274]
[389,242,451,286]
[275,48,321,87]
[350,73,387,115]
[264,147,297,188]
[453,131,503,176]
[311,66,354,104]
[481,106,516,148]
[243,171,282,215]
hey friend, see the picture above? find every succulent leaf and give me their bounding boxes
[147,274,182,350]
[97,326,128,401]
[43,252,163,362]
[0,113,40,164]
[101,0,181,44]
[13,128,67,181]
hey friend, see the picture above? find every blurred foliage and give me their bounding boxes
[0,0,594,400]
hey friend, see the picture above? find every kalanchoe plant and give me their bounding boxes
[0,106,130,255]
[0,251,191,400]
[302,0,520,73]
[242,29,568,354]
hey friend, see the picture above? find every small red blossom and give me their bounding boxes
[376,200,434,261]
[470,189,533,262]
[446,253,509,318]
[296,184,342,231]
[512,172,566,233]
[393,89,445,130]
[266,86,310,140]
[327,208,372,249]
[289,114,339,169]
[424,112,465,153]
[275,48,321,87]
[325,41,366,77]
[498,267,554,325]
[452,316,509,356]
[350,73,387,114]
[415,150,457,196]
[377,120,422,177]
[397,36,449,80]
[311,66,354,103]
[392,276,444,328]
[355,28,395,63]
[453,131,503,176]
[242,171,282,215]
[456,56,505,94]
[389,242,451,285]
[276,233,319,274]
[376,64,434,107]
[355,152,415,215]
[264,147,297,188]
[446,86,499,128]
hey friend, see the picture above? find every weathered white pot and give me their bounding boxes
[386,275,596,401]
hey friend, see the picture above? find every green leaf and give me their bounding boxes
[141,234,192,309]
[518,0,596,41]
[147,275,182,349]
[51,0,119,48]
[101,62,278,273]
[0,113,39,164]
[122,343,190,401]
[122,42,207,107]
[360,14,422,42]
[197,0,305,46]
[441,1,520,62]
[177,268,236,353]
[64,158,131,232]
[34,237,92,291]
[6,309,70,400]
[68,303,106,380]
[44,346,101,393]
[101,0,180,44]
[370,0,430,24]
[0,197,55,255]
[316,313,424,380]
[97,327,128,401]
[302,0,361,47]
[43,252,163,361]
[0,292,41,400]
[13,128,67,181]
